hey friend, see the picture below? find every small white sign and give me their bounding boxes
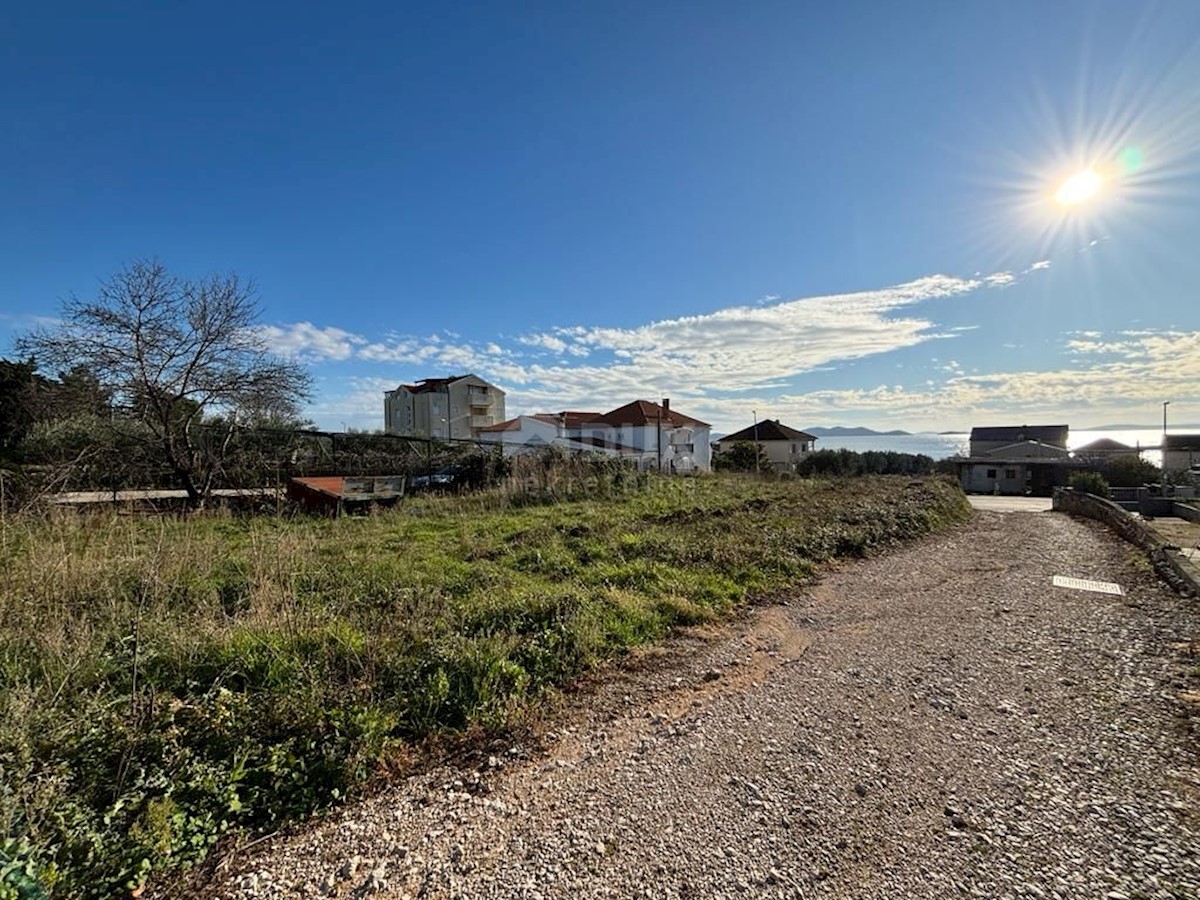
[1052,575,1124,596]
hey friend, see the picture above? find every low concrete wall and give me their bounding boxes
[1174,502,1200,524]
[1053,488,1199,598]
[1140,496,1177,517]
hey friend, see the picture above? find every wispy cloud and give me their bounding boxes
[265,273,1014,403]
[257,322,365,361]
[701,329,1200,430]
[260,266,1095,430]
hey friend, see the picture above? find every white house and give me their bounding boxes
[476,400,712,472]
[713,419,817,471]
[585,400,711,472]
[475,414,586,455]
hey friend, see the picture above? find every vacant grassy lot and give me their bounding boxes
[0,475,968,897]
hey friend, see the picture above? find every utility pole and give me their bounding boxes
[656,405,663,472]
[1163,400,1170,437]
[752,410,760,474]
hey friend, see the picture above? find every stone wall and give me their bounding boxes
[1052,488,1198,597]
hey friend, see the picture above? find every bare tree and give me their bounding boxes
[18,260,312,506]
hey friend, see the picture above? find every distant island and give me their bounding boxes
[807,426,911,437]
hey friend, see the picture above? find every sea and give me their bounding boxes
[814,430,1170,466]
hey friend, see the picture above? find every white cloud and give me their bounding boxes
[519,333,568,354]
[689,329,1200,433]
[277,264,1133,430]
[259,322,365,361]
[283,271,1015,421]
[488,273,998,408]
[305,376,396,430]
[357,338,442,363]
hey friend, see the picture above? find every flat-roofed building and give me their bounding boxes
[384,374,505,440]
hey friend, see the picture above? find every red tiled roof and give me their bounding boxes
[589,400,709,428]
[477,416,525,433]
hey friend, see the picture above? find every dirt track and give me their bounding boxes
[214,509,1200,899]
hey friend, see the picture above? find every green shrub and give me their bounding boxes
[713,442,770,472]
[1102,455,1160,487]
[1069,471,1110,497]
[795,448,935,477]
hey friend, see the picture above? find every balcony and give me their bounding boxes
[467,389,491,407]
[470,415,495,428]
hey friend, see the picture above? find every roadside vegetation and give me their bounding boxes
[0,474,968,896]
[1069,471,1111,497]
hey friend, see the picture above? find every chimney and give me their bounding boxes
[662,398,670,414]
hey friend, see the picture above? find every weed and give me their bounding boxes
[0,474,968,895]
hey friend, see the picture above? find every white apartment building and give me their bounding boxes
[383,374,506,440]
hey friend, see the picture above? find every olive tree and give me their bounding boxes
[18,260,311,506]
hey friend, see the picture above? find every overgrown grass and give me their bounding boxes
[0,474,968,896]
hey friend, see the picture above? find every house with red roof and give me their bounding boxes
[477,399,711,472]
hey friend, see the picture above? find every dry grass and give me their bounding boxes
[0,474,969,897]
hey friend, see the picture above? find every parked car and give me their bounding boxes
[409,466,459,490]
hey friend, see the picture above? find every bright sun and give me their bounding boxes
[1054,168,1104,206]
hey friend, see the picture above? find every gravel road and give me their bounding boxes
[211,509,1200,900]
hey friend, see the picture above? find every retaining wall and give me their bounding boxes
[1052,488,1199,597]
[1174,502,1200,524]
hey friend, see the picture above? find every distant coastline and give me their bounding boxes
[806,426,910,437]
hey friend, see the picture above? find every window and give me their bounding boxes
[1005,468,1017,480]
[986,468,997,479]
[791,443,797,453]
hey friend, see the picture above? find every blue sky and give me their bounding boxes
[2,1,1199,432]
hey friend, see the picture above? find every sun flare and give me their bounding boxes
[1054,168,1104,206]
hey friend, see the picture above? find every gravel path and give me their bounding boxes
[211,510,1200,900]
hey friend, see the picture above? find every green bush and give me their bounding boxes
[1069,471,1110,497]
[1102,455,1160,487]
[796,448,935,477]
[713,442,770,472]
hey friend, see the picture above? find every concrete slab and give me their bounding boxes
[967,495,1053,513]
